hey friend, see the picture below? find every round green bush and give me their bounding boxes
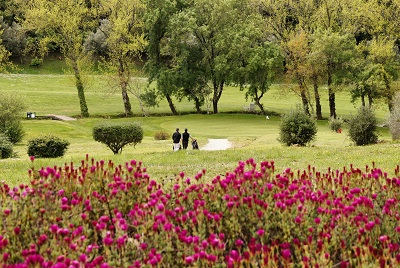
[3,121,25,144]
[279,108,317,146]
[27,135,70,158]
[93,122,143,154]
[0,133,13,159]
[348,106,378,146]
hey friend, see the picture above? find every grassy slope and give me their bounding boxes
[0,58,398,186]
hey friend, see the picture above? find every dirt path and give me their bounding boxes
[201,139,232,150]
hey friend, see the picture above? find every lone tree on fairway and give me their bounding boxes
[93,122,143,154]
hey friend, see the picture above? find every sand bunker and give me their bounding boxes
[201,139,232,151]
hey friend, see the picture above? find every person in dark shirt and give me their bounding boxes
[172,128,181,151]
[182,128,193,150]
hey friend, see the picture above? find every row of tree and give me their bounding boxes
[0,0,399,118]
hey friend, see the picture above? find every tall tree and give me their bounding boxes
[258,0,319,115]
[144,0,186,115]
[96,0,147,117]
[20,0,98,117]
[236,42,284,115]
[341,0,400,111]
[350,37,399,109]
[166,0,261,114]
[0,29,12,72]
[311,30,358,118]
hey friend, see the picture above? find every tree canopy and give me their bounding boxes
[0,0,399,117]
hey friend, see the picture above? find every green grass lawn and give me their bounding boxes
[0,72,398,186]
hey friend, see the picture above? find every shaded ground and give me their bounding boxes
[47,114,76,121]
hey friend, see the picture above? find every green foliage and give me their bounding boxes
[279,107,317,146]
[140,89,159,108]
[0,133,13,159]
[3,120,25,144]
[387,92,400,140]
[0,92,25,143]
[29,57,43,67]
[348,106,379,146]
[27,135,70,158]
[93,122,143,154]
[328,116,343,132]
[154,130,169,140]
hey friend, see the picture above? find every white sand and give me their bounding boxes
[201,139,232,151]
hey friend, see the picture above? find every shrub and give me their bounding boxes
[279,107,317,146]
[387,92,400,140]
[154,130,169,140]
[3,121,25,144]
[0,133,13,159]
[27,135,70,158]
[29,57,43,67]
[328,116,343,132]
[0,93,25,144]
[93,121,143,154]
[348,106,378,146]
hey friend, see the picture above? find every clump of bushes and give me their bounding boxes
[328,116,343,132]
[0,133,13,159]
[279,107,317,146]
[154,130,169,140]
[27,135,70,158]
[93,121,143,154]
[387,92,400,140]
[348,106,378,146]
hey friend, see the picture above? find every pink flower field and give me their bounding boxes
[0,155,399,267]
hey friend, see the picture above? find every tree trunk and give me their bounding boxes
[166,93,177,115]
[255,99,265,115]
[295,72,310,115]
[301,90,310,115]
[194,96,202,113]
[121,87,132,117]
[327,71,336,118]
[72,60,89,118]
[313,75,322,119]
[361,95,365,106]
[119,59,132,117]
[368,93,373,108]
[212,80,224,114]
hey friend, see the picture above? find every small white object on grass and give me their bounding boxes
[266,116,269,120]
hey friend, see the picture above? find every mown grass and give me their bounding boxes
[0,68,398,186]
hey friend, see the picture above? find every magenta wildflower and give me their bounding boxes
[207,254,217,262]
[140,243,148,250]
[314,217,321,224]
[235,239,244,247]
[257,228,265,237]
[281,249,291,260]
[103,236,113,246]
[185,256,194,264]
[14,226,20,235]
